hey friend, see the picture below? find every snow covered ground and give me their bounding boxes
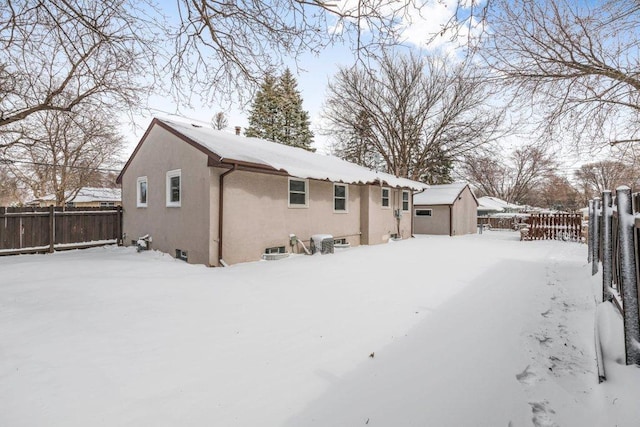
[1,231,639,426]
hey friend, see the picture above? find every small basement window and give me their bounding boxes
[415,209,433,217]
[381,187,390,208]
[265,246,286,254]
[175,249,188,261]
[100,201,115,207]
[334,238,347,245]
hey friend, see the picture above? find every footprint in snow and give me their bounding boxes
[529,401,559,427]
[516,365,538,385]
[534,334,553,346]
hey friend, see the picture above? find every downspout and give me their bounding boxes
[218,163,237,266]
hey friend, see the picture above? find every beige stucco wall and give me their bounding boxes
[217,170,362,265]
[361,186,412,244]
[451,186,478,236]
[122,124,418,266]
[413,205,451,235]
[121,126,212,265]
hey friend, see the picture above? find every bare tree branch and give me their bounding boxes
[322,52,507,183]
[483,0,640,149]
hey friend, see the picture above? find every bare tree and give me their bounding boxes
[168,0,467,104]
[574,160,640,202]
[483,0,640,148]
[212,111,228,130]
[1,0,489,128]
[463,143,557,205]
[0,164,22,205]
[323,52,505,182]
[0,0,156,146]
[528,174,581,211]
[4,108,124,206]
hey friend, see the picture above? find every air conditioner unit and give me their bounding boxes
[310,234,334,254]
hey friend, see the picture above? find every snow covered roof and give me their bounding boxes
[477,196,524,212]
[33,187,121,203]
[413,182,476,205]
[119,119,428,191]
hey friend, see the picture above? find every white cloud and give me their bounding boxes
[398,0,486,53]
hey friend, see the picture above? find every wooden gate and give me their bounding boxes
[525,213,583,241]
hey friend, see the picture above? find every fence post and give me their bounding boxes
[592,198,600,275]
[588,200,594,263]
[49,205,55,253]
[615,186,640,365]
[601,191,613,302]
[116,206,123,246]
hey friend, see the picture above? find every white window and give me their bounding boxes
[381,187,390,208]
[334,183,348,212]
[166,169,181,207]
[288,178,308,208]
[415,209,432,217]
[137,176,148,207]
[402,190,410,212]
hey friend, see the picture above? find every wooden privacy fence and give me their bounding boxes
[525,213,583,241]
[0,206,122,256]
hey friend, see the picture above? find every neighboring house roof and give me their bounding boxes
[477,196,524,212]
[117,118,429,191]
[413,182,477,206]
[31,187,121,204]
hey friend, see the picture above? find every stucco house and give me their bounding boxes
[413,182,478,236]
[116,118,428,266]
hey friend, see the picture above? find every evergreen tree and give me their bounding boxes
[245,75,280,142]
[334,110,384,171]
[278,69,314,150]
[245,69,314,151]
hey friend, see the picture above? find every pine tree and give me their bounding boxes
[278,69,314,150]
[245,75,280,141]
[245,69,314,151]
[334,110,383,171]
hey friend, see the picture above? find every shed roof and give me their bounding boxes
[477,196,524,212]
[413,182,476,206]
[118,119,428,191]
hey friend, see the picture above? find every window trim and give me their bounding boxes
[288,178,309,208]
[136,176,148,208]
[333,183,348,213]
[402,190,410,212]
[415,209,433,217]
[166,169,182,207]
[381,187,390,209]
